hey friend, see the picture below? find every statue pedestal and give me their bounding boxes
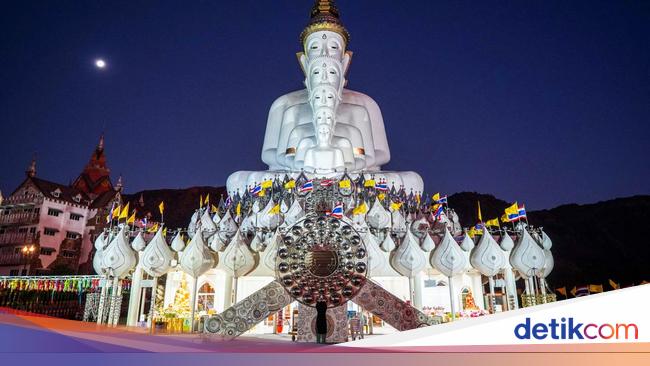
[296,303,348,343]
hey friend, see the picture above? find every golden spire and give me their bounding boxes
[300,0,350,45]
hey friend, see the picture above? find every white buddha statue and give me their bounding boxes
[227,0,423,193]
[303,122,346,173]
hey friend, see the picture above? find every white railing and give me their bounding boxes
[0,212,40,225]
[0,232,39,245]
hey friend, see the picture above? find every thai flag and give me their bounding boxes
[299,180,313,193]
[375,181,388,191]
[330,202,344,218]
[106,202,115,223]
[249,184,262,196]
[140,217,148,227]
[433,204,444,219]
[518,204,527,219]
[225,195,232,207]
[436,195,448,204]
[507,212,521,222]
[320,179,334,187]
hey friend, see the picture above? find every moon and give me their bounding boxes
[95,59,106,69]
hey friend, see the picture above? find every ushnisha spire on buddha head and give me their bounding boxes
[300,0,350,46]
[298,0,352,85]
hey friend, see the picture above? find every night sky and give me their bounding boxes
[1,0,648,210]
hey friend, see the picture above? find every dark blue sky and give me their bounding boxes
[1,0,648,210]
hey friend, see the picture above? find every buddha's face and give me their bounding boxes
[307,59,343,92]
[298,31,352,85]
[309,85,340,111]
[316,123,333,147]
[304,31,345,60]
[314,108,335,127]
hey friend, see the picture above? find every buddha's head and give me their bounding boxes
[298,1,352,85]
[309,84,339,110]
[299,31,351,88]
[314,108,335,129]
[316,122,333,147]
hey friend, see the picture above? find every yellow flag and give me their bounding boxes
[148,222,159,233]
[415,193,421,204]
[589,284,603,293]
[158,201,165,214]
[258,189,265,197]
[485,218,499,227]
[261,180,273,189]
[236,202,241,216]
[608,279,619,290]
[127,210,136,224]
[432,193,440,202]
[501,213,510,223]
[119,202,129,220]
[364,179,375,187]
[390,201,402,211]
[269,203,280,215]
[162,227,167,237]
[377,193,386,201]
[204,194,210,206]
[467,227,476,238]
[112,205,121,218]
[284,180,296,190]
[211,204,218,213]
[199,194,204,208]
[505,202,518,215]
[339,179,351,189]
[477,201,482,222]
[556,287,567,296]
[352,203,368,215]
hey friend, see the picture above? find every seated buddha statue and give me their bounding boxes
[303,123,346,173]
[226,0,423,194]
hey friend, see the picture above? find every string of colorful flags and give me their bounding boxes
[554,279,649,298]
[0,276,131,292]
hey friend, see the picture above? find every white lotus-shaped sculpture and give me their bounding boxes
[367,198,390,230]
[178,230,216,278]
[131,232,146,252]
[500,232,515,251]
[219,229,256,277]
[141,228,175,277]
[509,228,546,279]
[430,228,466,277]
[218,211,238,243]
[200,208,217,238]
[391,209,407,239]
[470,228,506,277]
[390,229,427,277]
[101,226,137,278]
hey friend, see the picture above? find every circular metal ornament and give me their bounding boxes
[276,214,367,308]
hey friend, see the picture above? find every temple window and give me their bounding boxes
[197,282,215,313]
[47,208,61,217]
[43,227,57,236]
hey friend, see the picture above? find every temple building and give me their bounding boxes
[86,1,555,342]
[0,136,122,276]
